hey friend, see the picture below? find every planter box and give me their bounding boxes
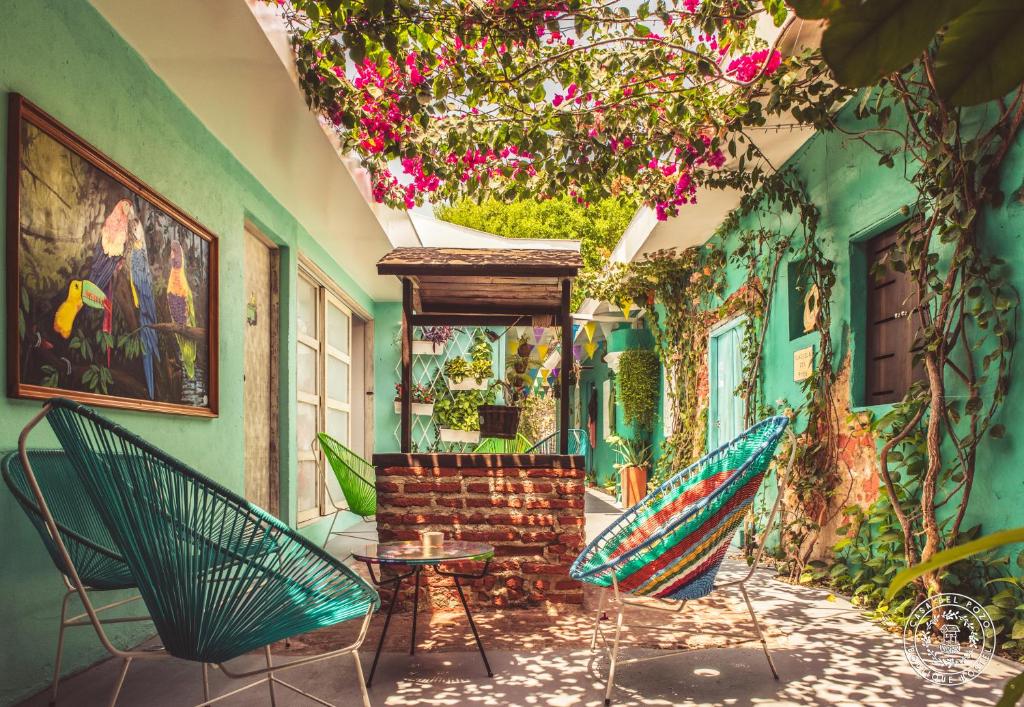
[394,401,435,416]
[438,428,480,443]
[412,340,443,356]
[447,377,489,391]
[620,465,648,508]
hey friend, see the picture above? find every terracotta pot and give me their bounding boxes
[621,465,648,508]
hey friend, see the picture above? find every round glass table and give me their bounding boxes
[352,541,495,686]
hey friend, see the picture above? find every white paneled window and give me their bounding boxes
[296,268,353,522]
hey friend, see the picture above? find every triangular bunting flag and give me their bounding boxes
[620,297,634,320]
[533,326,545,343]
[599,321,615,339]
[584,341,597,360]
[550,366,560,380]
[572,323,580,341]
[536,343,549,361]
[584,321,597,342]
[529,367,539,382]
[572,344,583,361]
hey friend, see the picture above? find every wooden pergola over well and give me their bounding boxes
[377,247,583,454]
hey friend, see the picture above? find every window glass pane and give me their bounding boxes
[327,356,350,404]
[297,460,318,514]
[298,342,317,394]
[298,277,317,337]
[327,301,350,354]
[297,401,318,454]
[327,409,349,445]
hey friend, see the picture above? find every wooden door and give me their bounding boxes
[243,227,279,514]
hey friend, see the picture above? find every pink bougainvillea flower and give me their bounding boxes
[552,94,564,107]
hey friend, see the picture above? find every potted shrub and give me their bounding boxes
[434,390,492,443]
[607,435,652,508]
[479,378,525,439]
[394,383,435,416]
[412,325,453,355]
[444,330,493,390]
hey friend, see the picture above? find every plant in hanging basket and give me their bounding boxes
[479,378,526,439]
[421,325,454,348]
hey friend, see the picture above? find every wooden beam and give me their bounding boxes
[418,301,562,316]
[401,278,413,453]
[560,278,571,455]
[410,314,526,327]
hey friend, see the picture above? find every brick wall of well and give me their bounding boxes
[372,453,586,608]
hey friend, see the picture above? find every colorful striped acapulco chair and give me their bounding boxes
[571,416,793,705]
[315,433,378,548]
[2,449,150,704]
[21,399,380,707]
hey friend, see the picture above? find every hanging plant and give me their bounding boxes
[617,349,660,434]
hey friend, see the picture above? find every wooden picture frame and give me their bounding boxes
[6,94,219,416]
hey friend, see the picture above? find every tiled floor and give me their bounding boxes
[18,490,1023,706]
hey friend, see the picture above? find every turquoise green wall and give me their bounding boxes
[588,97,1024,543]
[0,1,381,702]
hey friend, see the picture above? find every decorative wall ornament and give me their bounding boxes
[6,95,218,416]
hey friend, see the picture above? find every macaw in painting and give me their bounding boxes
[167,240,196,380]
[52,199,132,346]
[127,218,160,399]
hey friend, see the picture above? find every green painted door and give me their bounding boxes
[708,317,746,451]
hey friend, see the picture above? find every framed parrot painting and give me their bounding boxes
[6,94,219,416]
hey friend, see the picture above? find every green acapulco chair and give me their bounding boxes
[2,449,151,705]
[22,399,381,707]
[315,432,378,549]
[570,416,794,705]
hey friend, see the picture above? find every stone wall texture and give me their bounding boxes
[374,454,586,608]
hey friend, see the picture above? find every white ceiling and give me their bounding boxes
[89,0,404,301]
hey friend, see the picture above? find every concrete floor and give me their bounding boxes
[18,490,1022,706]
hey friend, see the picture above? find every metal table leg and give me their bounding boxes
[436,559,494,677]
[452,575,493,677]
[363,563,413,688]
[410,566,421,656]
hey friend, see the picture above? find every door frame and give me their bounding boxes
[707,315,747,451]
[243,223,281,517]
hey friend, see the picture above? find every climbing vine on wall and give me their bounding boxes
[616,349,660,434]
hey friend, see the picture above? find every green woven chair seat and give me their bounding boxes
[317,433,376,518]
[473,434,532,453]
[44,398,380,665]
[2,449,134,590]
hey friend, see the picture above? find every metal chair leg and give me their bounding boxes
[352,651,371,707]
[50,589,73,704]
[740,583,778,680]
[410,567,421,656]
[108,657,131,707]
[264,646,278,706]
[590,588,607,651]
[604,597,625,706]
[201,663,210,705]
[321,509,340,550]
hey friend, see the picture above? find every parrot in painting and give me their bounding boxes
[53,280,84,339]
[127,218,160,399]
[167,240,196,380]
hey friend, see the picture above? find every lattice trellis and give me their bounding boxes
[392,327,499,452]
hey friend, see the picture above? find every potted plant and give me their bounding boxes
[394,383,436,416]
[412,325,453,355]
[479,377,525,439]
[607,435,652,508]
[434,390,492,443]
[444,330,493,390]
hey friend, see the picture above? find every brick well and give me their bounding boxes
[372,453,586,608]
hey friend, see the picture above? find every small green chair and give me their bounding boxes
[316,433,378,548]
[24,399,380,707]
[2,449,150,704]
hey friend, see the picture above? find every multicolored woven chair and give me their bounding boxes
[2,449,150,704]
[571,416,792,704]
[315,432,378,548]
[21,399,381,707]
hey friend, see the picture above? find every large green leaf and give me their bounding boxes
[997,672,1024,707]
[932,0,1024,106]
[785,0,841,19]
[820,0,969,87]
[886,526,1024,600]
